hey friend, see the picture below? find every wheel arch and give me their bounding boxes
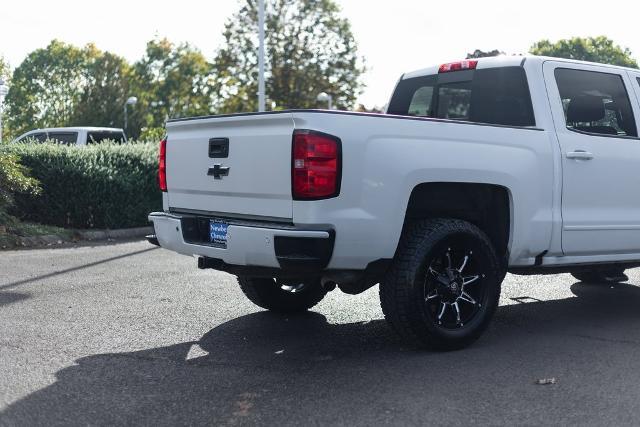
[400,182,513,266]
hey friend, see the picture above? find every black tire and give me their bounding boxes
[571,268,628,284]
[237,276,327,313]
[380,218,502,350]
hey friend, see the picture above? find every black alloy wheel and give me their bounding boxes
[380,218,502,350]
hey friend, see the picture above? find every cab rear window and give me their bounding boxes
[387,67,536,127]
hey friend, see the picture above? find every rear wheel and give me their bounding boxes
[237,276,327,313]
[571,268,628,284]
[380,218,502,350]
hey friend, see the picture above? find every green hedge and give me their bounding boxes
[1,142,161,229]
[0,151,41,226]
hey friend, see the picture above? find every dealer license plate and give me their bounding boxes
[209,220,228,246]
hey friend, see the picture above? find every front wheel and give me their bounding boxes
[380,218,502,350]
[237,276,327,313]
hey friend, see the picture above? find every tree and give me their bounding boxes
[0,56,10,142]
[7,40,130,136]
[4,38,215,140]
[530,36,638,68]
[4,41,132,138]
[0,56,9,82]
[355,104,382,113]
[5,40,89,137]
[213,0,365,113]
[466,49,504,59]
[130,38,215,136]
[71,47,132,130]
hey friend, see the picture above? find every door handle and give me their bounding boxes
[566,150,594,160]
[208,138,229,158]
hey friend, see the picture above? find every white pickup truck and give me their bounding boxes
[149,55,640,350]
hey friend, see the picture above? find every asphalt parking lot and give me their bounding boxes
[2,240,640,426]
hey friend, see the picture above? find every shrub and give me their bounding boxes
[1,142,161,229]
[0,151,41,226]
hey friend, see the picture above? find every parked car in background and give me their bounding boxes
[13,127,127,145]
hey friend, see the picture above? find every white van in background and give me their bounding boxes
[13,127,127,145]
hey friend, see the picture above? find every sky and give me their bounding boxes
[2,0,639,107]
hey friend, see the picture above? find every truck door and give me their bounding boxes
[543,61,640,256]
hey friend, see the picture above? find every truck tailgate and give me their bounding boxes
[165,113,294,219]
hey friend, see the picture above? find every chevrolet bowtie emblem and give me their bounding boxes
[207,164,230,179]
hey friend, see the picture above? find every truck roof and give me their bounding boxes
[402,55,639,80]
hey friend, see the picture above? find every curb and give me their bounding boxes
[75,226,153,241]
[9,226,153,249]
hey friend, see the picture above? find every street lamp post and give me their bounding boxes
[0,79,8,144]
[123,96,138,136]
[316,92,333,110]
[257,0,266,112]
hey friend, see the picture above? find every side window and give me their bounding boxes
[19,132,47,143]
[469,67,536,127]
[554,68,638,137]
[31,132,47,142]
[33,133,47,143]
[86,131,126,144]
[48,132,78,145]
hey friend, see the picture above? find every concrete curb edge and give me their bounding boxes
[6,226,153,249]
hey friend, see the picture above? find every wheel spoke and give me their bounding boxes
[426,246,485,328]
[437,302,447,320]
[428,266,444,278]
[453,302,461,325]
[462,275,480,286]
[459,291,477,305]
[458,255,469,273]
[425,291,439,301]
[428,267,450,288]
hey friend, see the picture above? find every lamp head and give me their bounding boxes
[316,92,331,102]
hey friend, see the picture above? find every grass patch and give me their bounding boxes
[0,216,72,248]
[12,221,72,237]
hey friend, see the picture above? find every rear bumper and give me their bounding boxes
[148,212,334,272]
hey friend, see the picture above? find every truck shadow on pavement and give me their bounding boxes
[4,281,640,425]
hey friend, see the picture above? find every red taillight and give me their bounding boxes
[158,139,167,192]
[438,60,478,73]
[292,130,341,200]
